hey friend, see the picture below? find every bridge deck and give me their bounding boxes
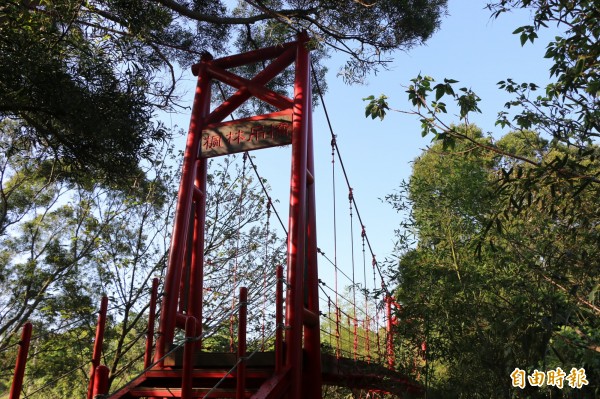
[161,350,423,397]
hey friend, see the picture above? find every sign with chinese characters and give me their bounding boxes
[199,110,293,158]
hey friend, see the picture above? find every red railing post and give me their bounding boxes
[92,365,110,397]
[9,322,32,399]
[87,296,108,399]
[365,315,371,364]
[236,287,248,399]
[386,296,395,370]
[181,316,197,399]
[144,278,159,369]
[275,265,284,372]
[353,316,359,361]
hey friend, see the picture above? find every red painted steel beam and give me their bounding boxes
[87,296,108,399]
[306,169,314,185]
[92,365,110,397]
[175,312,202,332]
[207,41,296,70]
[249,366,291,399]
[156,53,212,362]
[129,387,242,397]
[182,316,197,399]
[302,308,319,328]
[236,287,248,399]
[144,369,271,379]
[144,278,159,369]
[178,196,197,314]
[189,159,207,349]
[192,186,203,202]
[275,265,284,373]
[303,87,323,399]
[206,47,296,125]
[9,322,32,399]
[285,32,310,399]
[206,64,293,111]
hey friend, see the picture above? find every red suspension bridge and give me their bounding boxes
[7,33,423,399]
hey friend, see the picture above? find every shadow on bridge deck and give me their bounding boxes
[159,350,423,397]
[321,353,423,397]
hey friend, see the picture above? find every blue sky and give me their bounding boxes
[163,1,560,295]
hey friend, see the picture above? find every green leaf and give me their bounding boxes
[520,33,528,46]
[435,85,445,101]
[363,94,389,120]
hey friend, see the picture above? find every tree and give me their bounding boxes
[0,1,164,185]
[387,126,599,398]
[363,4,600,395]
[387,126,504,397]
[0,119,285,396]
[0,120,174,395]
[1,0,448,183]
[0,120,104,347]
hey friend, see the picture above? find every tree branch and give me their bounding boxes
[151,0,314,25]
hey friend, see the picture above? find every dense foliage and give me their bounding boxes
[364,0,599,397]
[389,128,599,398]
[0,0,447,184]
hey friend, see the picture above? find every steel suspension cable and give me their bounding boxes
[348,189,358,360]
[317,248,355,287]
[330,135,341,359]
[361,226,371,362]
[246,155,288,236]
[374,256,383,362]
[261,201,271,350]
[230,152,248,351]
[0,311,98,355]
[310,63,392,298]
[311,62,400,369]
[20,326,150,398]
